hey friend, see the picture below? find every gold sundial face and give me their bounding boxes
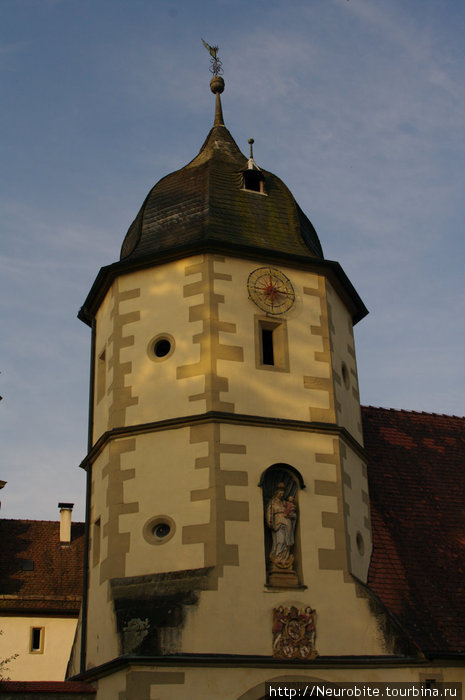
[247,267,295,315]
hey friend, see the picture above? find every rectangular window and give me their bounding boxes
[92,517,101,567]
[420,674,443,689]
[96,349,106,403]
[242,170,265,194]
[30,627,44,653]
[255,317,290,372]
[261,328,275,365]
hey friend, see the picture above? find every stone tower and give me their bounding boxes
[69,65,407,699]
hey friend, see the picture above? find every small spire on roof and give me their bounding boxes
[248,138,255,158]
[247,137,261,170]
[202,39,225,127]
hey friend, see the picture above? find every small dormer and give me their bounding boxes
[242,138,266,194]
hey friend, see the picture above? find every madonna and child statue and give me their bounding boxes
[265,477,300,588]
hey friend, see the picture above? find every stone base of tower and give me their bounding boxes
[77,660,465,700]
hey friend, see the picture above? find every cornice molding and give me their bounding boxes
[71,653,453,684]
[80,411,368,470]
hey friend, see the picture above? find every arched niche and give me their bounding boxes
[236,675,333,700]
[259,463,305,588]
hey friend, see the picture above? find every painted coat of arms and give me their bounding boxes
[272,605,318,659]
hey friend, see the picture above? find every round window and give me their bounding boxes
[147,334,175,362]
[143,515,176,545]
[153,522,171,539]
[154,338,171,358]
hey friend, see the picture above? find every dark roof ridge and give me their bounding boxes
[0,594,82,600]
[361,405,465,420]
[0,517,85,525]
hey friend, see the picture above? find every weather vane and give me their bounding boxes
[202,38,223,76]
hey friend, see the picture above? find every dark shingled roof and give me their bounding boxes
[363,406,465,655]
[0,520,84,614]
[120,122,324,263]
[78,99,368,326]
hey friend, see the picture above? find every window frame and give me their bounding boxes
[254,316,290,372]
[29,626,45,654]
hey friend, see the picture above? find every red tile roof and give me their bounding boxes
[362,406,465,655]
[0,680,95,694]
[0,520,84,614]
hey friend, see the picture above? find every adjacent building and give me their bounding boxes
[0,505,84,681]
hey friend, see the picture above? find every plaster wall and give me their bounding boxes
[85,428,209,668]
[340,444,373,581]
[93,664,465,700]
[86,441,130,669]
[213,257,331,422]
[85,253,373,668]
[178,423,379,657]
[92,256,206,441]
[93,284,116,443]
[86,424,377,665]
[0,615,77,681]
[91,255,363,441]
[326,280,363,442]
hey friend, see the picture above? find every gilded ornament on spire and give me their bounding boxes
[201,38,223,76]
[202,39,225,125]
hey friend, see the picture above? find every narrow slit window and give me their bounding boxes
[97,349,106,403]
[92,518,101,567]
[30,627,44,653]
[255,317,289,372]
[261,328,275,365]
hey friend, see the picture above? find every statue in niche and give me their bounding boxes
[266,483,297,569]
[263,469,300,587]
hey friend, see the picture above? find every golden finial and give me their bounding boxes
[202,38,223,77]
[248,138,255,159]
[202,39,225,125]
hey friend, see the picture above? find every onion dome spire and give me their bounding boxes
[80,44,370,327]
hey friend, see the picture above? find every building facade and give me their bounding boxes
[0,506,84,682]
[64,71,464,699]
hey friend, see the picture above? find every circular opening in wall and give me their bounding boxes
[154,338,171,358]
[153,522,171,539]
[341,362,350,389]
[143,515,176,545]
[356,531,365,556]
[147,334,175,362]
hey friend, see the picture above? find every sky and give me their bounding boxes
[1,0,464,521]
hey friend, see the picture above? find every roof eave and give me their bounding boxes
[78,243,368,327]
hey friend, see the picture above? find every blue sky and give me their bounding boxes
[1,0,464,520]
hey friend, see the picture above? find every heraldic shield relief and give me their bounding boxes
[272,605,318,659]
